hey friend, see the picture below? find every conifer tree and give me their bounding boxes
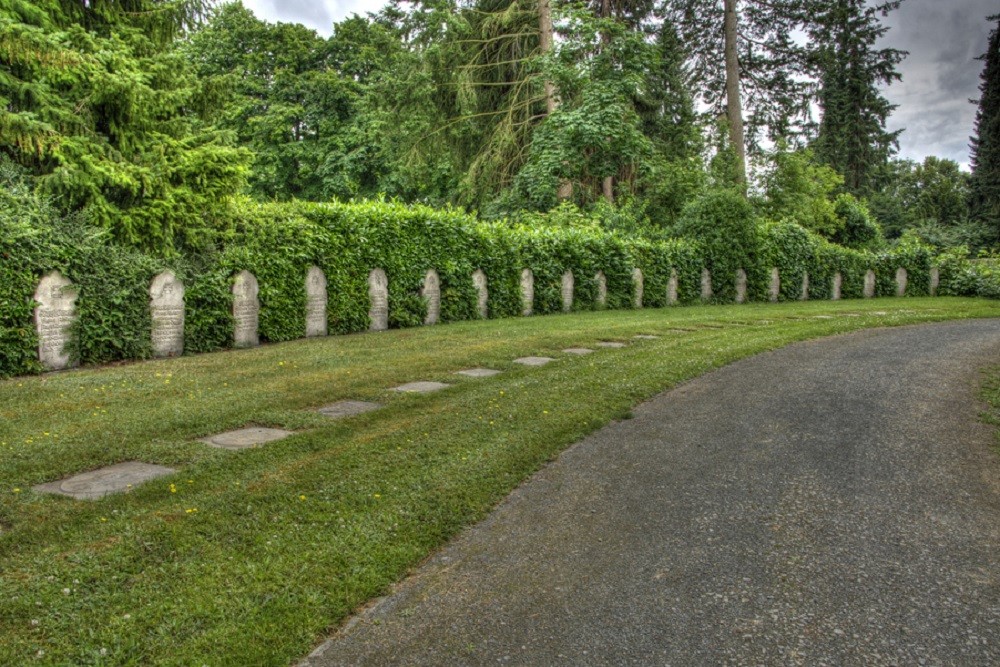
[809,0,905,196]
[970,15,1000,240]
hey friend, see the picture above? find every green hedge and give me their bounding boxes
[0,195,955,379]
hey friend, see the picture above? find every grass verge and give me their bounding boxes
[1,297,999,665]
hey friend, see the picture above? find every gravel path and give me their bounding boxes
[303,320,1000,666]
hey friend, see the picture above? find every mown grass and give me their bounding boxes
[1,297,998,666]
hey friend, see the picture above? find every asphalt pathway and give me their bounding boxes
[304,320,1000,666]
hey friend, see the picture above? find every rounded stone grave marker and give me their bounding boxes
[632,268,644,309]
[864,270,876,298]
[667,269,678,305]
[521,268,534,316]
[561,270,574,313]
[929,267,940,297]
[473,269,488,319]
[595,271,607,309]
[232,271,260,348]
[769,267,780,302]
[895,267,908,297]
[422,269,441,325]
[832,272,843,301]
[150,271,185,358]
[735,269,748,304]
[800,272,810,301]
[701,268,713,301]
[368,268,389,332]
[305,266,328,338]
[34,271,78,370]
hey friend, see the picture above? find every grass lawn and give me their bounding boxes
[2,297,999,665]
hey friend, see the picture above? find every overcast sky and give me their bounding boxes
[240,0,997,170]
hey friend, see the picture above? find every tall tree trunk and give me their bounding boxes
[600,0,614,203]
[723,0,747,189]
[539,0,573,199]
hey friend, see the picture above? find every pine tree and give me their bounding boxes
[637,21,699,161]
[809,0,905,196]
[0,0,250,253]
[970,15,1000,240]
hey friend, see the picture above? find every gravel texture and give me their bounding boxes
[303,320,1000,667]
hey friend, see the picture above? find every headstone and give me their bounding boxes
[455,368,502,378]
[595,271,607,308]
[393,381,451,393]
[521,268,534,316]
[368,268,388,332]
[929,267,940,297]
[150,271,185,358]
[201,427,292,450]
[318,401,381,419]
[735,269,748,304]
[562,348,593,355]
[632,268,644,309]
[667,269,678,305]
[863,269,876,298]
[422,269,440,325]
[800,272,809,301]
[895,267,908,297]
[561,270,574,313]
[701,268,713,301]
[34,271,78,370]
[596,341,626,349]
[513,356,555,366]
[33,461,176,500]
[305,266,327,338]
[769,268,780,302]
[831,272,843,301]
[473,269,488,319]
[232,271,260,348]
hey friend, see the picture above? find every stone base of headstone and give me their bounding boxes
[201,427,293,450]
[562,348,593,355]
[318,401,382,419]
[513,356,555,366]
[393,381,451,393]
[33,461,176,500]
[455,368,502,378]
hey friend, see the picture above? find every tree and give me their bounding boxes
[809,0,905,195]
[970,14,1000,241]
[0,0,250,253]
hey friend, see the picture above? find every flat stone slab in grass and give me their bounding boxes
[633,334,659,340]
[562,348,593,355]
[513,356,555,366]
[393,381,451,393]
[201,427,293,450]
[318,400,382,419]
[596,341,626,349]
[33,461,176,500]
[455,368,502,378]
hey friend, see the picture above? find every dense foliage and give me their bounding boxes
[970,15,1000,242]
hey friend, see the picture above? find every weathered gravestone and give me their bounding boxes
[800,272,810,301]
[769,268,780,302]
[832,272,843,300]
[632,268,644,308]
[422,269,440,325]
[232,271,260,348]
[929,267,940,297]
[473,269,488,318]
[667,269,678,306]
[513,356,554,366]
[864,270,876,298]
[318,401,382,419]
[202,427,292,450]
[34,271,78,370]
[393,381,451,393]
[34,461,176,500]
[701,268,713,301]
[735,269,748,304]
[455,368,502,378]
[150,271,185,358]
[595,271,607,308]
[596,341,626,349]
[562,348,593,355]
[521,268,534,316]
[561,271,574,312]
[368,268,389,332]
[895,267,908,297]
[305,266,327,338]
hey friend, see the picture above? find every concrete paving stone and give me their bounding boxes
[562,348,594,355]
[200,427,293,450]
[595,341,626,348]
[455,368,502,378]
[33,461,176,500]
[318,400,382,419]
[393,381,451,393]
[513,356,555,366]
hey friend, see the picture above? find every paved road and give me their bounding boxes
[304,320,1000,666]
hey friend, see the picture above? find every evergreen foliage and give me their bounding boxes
[970,15,1000,241]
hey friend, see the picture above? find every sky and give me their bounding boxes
[240,0,997,170]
